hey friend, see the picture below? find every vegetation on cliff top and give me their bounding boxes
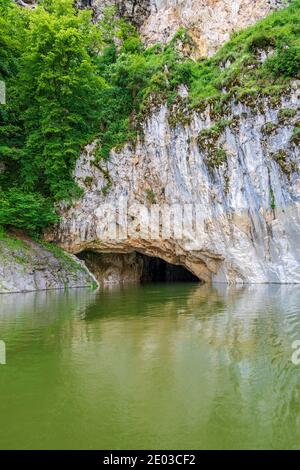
[0,0,299,233]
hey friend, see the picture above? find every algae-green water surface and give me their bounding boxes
[0,283,300,449]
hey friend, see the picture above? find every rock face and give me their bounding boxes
[14,0,299,286]
[140,0,288,56]
[85,0,288,56]
[14,0,35,7]
[77,251,200,284]
[0,235,96,293]
[84,0,152,28]
[77,251,143,284]
[48,85,300,284]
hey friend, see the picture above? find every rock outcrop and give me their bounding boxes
[14,0,35,7]
[48,85,300,284]
[0,234,97,293]
[77,251,144,284]
[140,0,289,56]
[82,0,152,28]
[13,0,299,286]
[82,0,288,56]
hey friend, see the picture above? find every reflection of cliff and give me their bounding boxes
[3,283,299,356]
[65,284,300,449]
[0,289,97,353]
[1,284,300,448]
[186,284,300,449]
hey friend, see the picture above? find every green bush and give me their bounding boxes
[0,189,59,232]
[266,45,300,77]
[247,34,275,53]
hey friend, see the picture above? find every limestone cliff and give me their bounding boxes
[85,0,288,56]
[140,0,288,56]
[15,0,290,56]
[12,0,299,286]
[48,84,300,284]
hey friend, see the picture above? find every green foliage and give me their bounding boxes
[197,121,229,172]
[168,97,191,127]
[270,186,276,210]
[266,45,300,78]
[0,226,28,250]
[277,107,297,123]
[1,0,299,233]
[0,188,58,232]
[40,240,85,272]
[271,149,297,175]
[261,122,278,135]
[1,0,105,231]
[197,119,231,152]
[187,0,300,106]
[247,33,276,53]
[145,188,156,204]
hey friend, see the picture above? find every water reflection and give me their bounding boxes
[0,284,300,449]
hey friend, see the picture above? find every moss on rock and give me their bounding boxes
[271,149,297,176]
[277,107,297,124]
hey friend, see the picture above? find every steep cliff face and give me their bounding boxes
[13,0,299,285]
[49,85,300,284]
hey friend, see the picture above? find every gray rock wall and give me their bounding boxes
[80,0,289,56]
[0,235,97,293]
[49,85,300,284]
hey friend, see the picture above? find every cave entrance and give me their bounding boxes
[77,251,200,284]
[139,255,199,283]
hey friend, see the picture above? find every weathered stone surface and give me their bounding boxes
[140,0,289,56]
[77,251,200,284]
[48,84,300,284]
[88,0,152,28]
[81,0,288,56]
[14,0,35,7]
[16,1,289,56]
[0,235,97,293]
[77,251,143,284]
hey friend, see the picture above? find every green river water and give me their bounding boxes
[0,283,300,450]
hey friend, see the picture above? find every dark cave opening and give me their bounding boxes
[77,251,200,284]
[139,255,199,283]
